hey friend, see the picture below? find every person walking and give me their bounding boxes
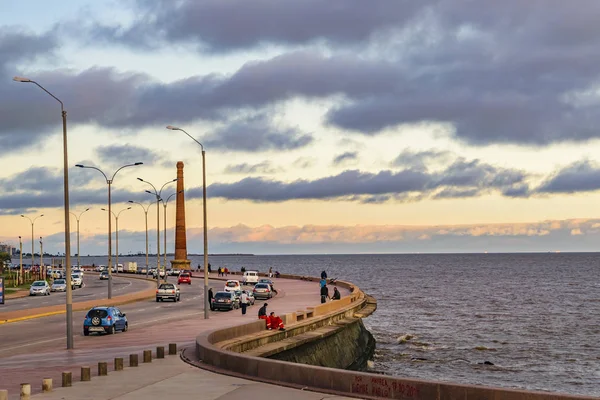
[268,267,273,278]
[208,287,214,311]
[320,284,330,304]
[240,291,248,315]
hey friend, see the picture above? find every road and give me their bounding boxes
[0,273,153,312]
[0,276,335,399]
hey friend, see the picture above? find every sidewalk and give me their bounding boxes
[32,353,357,400]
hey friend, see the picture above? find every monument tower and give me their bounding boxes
[171,161,191,271]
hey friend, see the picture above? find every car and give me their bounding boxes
[178,273,191,285]
[168,268,181,276]
[234,289,255,305]
[258,278,274,286]
[211,291,239,311]
[71,273,83,289]
[224,280,241,293]
[30,280,51,296]
[51,278,67,292]
[99,271,109,280]
[116,264,124,273]
[83,306,128,336]
[156,283,180,302]
[253,283,274,299]
[242,271,259,285]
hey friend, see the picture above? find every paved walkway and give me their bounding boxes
[31,355,357,399]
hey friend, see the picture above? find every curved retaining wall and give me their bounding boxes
[193,275,596,400]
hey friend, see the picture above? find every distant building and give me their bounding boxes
[0,243,13,256]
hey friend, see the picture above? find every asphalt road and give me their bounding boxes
[0,273,154,312]
[0,279,251,358]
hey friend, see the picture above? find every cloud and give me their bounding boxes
[95,144,161,167]
[292,157,316,169]
[205,113,313,152]
[208,158,528,203]
[224,161,282,174]
[332,151,358,166]
[87,0,425,52]
[392,150,454,169]
[536,160,600,194]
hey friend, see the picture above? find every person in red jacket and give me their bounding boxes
[268,312,285,331]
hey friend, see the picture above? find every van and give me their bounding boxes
[242,271,259,285]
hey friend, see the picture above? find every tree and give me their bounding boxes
[0,252,11,274]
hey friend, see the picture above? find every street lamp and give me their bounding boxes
[101,207,131,275]
[14,75,74,349]
[75,163,143,299]
[21,214,43,279]
[137,178,177,287]
[18,236,23,285]
[70,208,90,268]
[129,201,151,277]
[162,191,183,273]
[40,237,43,278]
[167,125,209,320]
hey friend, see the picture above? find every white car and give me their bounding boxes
[116,264,124,273]
[224,280,241,293]
[30,281,51,296]
[51,278,67,292]
[242,271,259,285]
[71,273,83,289]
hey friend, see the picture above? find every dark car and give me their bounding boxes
[211,291,239,311]
[83,306,128,336]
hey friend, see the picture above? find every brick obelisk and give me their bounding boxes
[171,161,191,271]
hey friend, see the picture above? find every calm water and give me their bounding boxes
[77,253,600,396]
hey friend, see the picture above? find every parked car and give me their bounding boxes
[51,278,67,292]
[252,283,274,299]
[99,271,109,280]
[169,268,181,276]
[224,280,241,293]
[83,306,128,336]
[234,289,255,305]
[116,264,124,273]
[29,280,51,296]
[242,270,259,285]
[156,283,180,302]
[177,273,191,285]
[211,291,239,311]
[71,273,83,289]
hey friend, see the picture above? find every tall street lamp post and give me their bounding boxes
[129,201,151,277]
[14,76,74,349]
[102,207,131,275]
[19,236,23,285]
[40,237,43,278]
[70,208,90,268]
[162,191,182,272]
[167,125,209,320]
[76,163,143,299]
[137,178,176,287]
[21,214,43,279]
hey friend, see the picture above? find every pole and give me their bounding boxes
[62,109,74,350]
[108,181,113,299]
[156,197,160,288]
[202,150,209,320]
[40,237,43,279]
[31,222,34,279]
[76,218,80,267]
[19,237,23,285]
[145,210,149,278]
[163,202,167,278]
[116,215,119,274]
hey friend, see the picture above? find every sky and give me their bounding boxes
[2,0,600,255]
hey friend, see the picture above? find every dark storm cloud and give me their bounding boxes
[205,113,313,152]
[89,0,425,52]
[208,158,529,203]
[95,144,159,166]
[224,161,281,174]
[332,151,358,166]
[535,160,600,194]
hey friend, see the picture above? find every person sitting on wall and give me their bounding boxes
[332,286,341,300]
[258,302,268,325]
[275,271,281,278]
[268,312,285,331]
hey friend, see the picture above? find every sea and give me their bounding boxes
[72,252,599,397]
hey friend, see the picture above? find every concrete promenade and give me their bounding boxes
[31,353,357,399]
[0,275,350,399]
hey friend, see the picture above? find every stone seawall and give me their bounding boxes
[269,318,375,371]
